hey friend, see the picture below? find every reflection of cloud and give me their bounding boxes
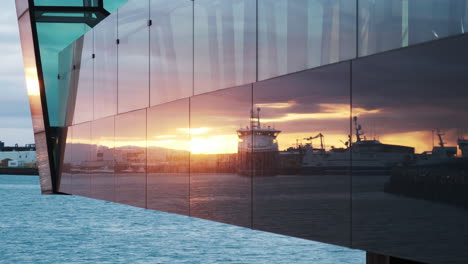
[256,101,295,109]
[178,127,210,135]
[261,104,381,123]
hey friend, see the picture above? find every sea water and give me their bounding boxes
[0,175,364,264]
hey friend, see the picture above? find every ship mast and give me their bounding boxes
[250,107,261,129]
[353,116,364,143]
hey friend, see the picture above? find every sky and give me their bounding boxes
[0,0,34,146]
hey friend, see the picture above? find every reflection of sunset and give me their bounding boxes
[178,127,210,135]
[259,104,381,123]
[256,101,295,109]
[148,139,190,151]
[25,67,40,96]
[190,135,238,154]
[380,130,463,154]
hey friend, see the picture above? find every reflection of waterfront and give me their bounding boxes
[353,175,468,263]
[190,172,251,228]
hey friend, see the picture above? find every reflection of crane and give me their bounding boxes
[436,129,446,148]
[304,133,325,150]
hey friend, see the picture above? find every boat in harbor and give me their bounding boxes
[237,110,415,175]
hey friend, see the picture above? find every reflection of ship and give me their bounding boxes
[274,117,414,174]
[237,108,281,176]
[458,138,468,158]
[386,132,468,208]
[237,111,416,175]
[286,116,415,175]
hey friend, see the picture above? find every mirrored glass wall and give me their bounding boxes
[55,1,468,263]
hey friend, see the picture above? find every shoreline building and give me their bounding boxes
[15,0,468,263]
[0,142,36,168]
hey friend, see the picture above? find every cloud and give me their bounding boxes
[0,0,33,146]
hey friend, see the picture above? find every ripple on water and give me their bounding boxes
[0,175,364,264]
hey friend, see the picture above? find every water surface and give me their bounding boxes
[0,175,364,264]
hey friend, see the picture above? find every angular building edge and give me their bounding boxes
[16,4,54,194]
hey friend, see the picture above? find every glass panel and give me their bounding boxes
[36,23,90,126]
[352,34,468,263]
[258,0,356,81]
[34,132,53,194]
[194,0,256,95]
[73,32,94,124]
[150,0,193,106]
[58,43,76,126]
[359,0,468,56]
[115,109,147,208]
[94,12,118,119]
[91,116,115,202]
[59,126,73,194]
[190,85,252,228]
[105,0,129,13]
[253,63,351,246]
[15,0,28,18]
[147,99,190,214]
[71,122,92,197]
[117,0,150,113]
[18,14,45,134]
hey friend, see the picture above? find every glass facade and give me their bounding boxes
[117,0,150,114]
[150,0,193,106]
[352,34,468,264]
[359,0,468,56]
[115,109,147,208]
[258,0,356,80]
[194,0,256,94]
[94,13,118,120]
[147,99,190,214]
[16,0,468,263]
[252,63,351,246]
[190,85,253,228]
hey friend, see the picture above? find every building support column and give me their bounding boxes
[366,252,426,264]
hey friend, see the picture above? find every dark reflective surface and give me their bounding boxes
[194,0,256,95]
[147,99,189,214]
[90,117,115,202]
[94,12,118,119]
[359,0,468,57]
[73,32,94,124]
[60,126,73,194]
[71,122,92,197]
[150,0,193,106]
[115,109,147,208]
[258,0,356,81]
[190,85,252,228]
[253,63,351,246]
[117,0,150,113]
[352,34,468,263]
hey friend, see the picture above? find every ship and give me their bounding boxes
[293,116,415,175]
[385,132,468,208]
[237,110,415,175]
[237,108,281,176]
